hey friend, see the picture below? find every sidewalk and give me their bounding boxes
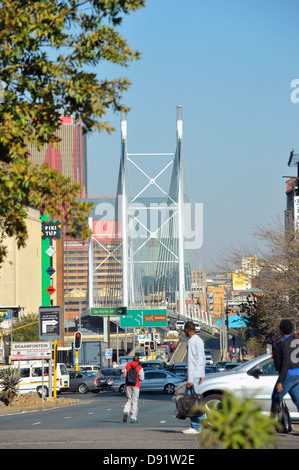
[0,424,297,449]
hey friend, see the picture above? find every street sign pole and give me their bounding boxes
[108,316,111,367]
[53,340,57,399]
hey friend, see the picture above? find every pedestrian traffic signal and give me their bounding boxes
[74,331,82,349]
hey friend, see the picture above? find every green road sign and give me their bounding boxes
[120,308,167,328]
[90,307,127,316]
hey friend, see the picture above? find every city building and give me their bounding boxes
[0,207,42,320]
[28,116,87,196]
[64,196,122,320]
[27,116,88,324]
[285,177,299,231]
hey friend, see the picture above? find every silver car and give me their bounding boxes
[112,368,185,395]
[175,353,299,421]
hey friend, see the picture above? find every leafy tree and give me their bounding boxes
[219,218,299,347]
[0,0,145,263]
[9,313,39,342]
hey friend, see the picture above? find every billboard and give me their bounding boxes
[232,272,247,291]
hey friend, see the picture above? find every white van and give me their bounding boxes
[175,320,185,331]
[79,365,101,375]
[1,362,69,397]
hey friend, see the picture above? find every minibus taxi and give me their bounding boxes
[0,362,69,397]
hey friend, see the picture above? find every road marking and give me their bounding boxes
[160,420,166,423]
[64,416,72,419]
[88,412,94,415]
[32,422,42,426]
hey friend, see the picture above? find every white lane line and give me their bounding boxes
[64,416,72,419]
[88,412,94,415]
[32,422,42,426]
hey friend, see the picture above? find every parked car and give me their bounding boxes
[224,362,243,371]
[99,368,122,387]
[216,361,231,371]
[117,356,133,365]
[205,349,214,365]
[166,365,187,379]
[174,353,299,422]
[112,368,184,395]
[168,362,187,368]
[141,360,166,370]
[161,340,177,352]
[79,365,101,375]
[68,371,108,394]
[159,345,170,361]
[193,322,201,333]
[153,333,161,345]
[205,365,220,374]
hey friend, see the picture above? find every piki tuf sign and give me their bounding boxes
[41,220,62,240]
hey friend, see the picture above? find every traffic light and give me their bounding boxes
[144,345,149,356]
[150,341,155,351]
[74,331,82,350]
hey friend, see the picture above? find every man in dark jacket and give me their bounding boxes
[271,319,299,414]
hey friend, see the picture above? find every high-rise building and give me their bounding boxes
[64,196,123,320]
[28,116,87,196]
[27,116,87,334]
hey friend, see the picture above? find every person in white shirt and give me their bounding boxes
[183,321,206,434]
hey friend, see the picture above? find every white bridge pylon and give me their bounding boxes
[118,105,188,317]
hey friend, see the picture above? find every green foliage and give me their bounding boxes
[199,392,277,449]
[0,0,146,263]
[0,367,21,405]
[10,313,39,342]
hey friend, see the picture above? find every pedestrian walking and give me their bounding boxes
[270,319,299,417]
[182,321,206,434]
[123,354,144,424]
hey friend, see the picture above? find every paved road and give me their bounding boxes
[0,392,201,450]
[0,391,298,451]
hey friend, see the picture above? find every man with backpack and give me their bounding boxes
[123,354,144,423]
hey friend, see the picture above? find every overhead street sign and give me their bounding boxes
[120,308,167,328]
[90,307,127,316]
[39,306,61,341]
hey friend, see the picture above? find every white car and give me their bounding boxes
[194,322,201,333]
[205,349,214,365]
[175,353,299,422]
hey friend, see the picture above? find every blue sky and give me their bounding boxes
[87,0,299,271]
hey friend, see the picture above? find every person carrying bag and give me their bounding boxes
[274,393,292,434]
[174,384,204,420]
[270,319,299,433]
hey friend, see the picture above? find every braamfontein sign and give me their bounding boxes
[11,342,51,361]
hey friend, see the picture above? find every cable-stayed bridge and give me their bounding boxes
[88,106,211,326]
